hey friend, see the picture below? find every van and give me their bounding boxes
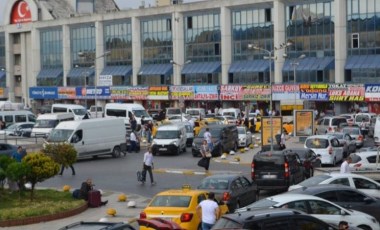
[51,104,88,120]
[31,113,74,138]
[45,118,126,159]
[165,107,183,119]
[355,113,377,136]
[0,110,36,127]
[315,116,347,134]
[221,108,241,120]
[151,124,187,155]
[192,124,238,157]
[186,108,205,120]
[374,116,380,146]
[88,105,104,118]
[104,103,152,127]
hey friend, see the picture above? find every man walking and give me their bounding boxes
[203,127,213,151]
[142,147,156,185]
[340,156,352,173]
[196,192,220,230]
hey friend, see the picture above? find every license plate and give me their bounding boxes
[159,148,167,151]
[262,175,277,179]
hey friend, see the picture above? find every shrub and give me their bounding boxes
[5,162,31,197]
[42,143,77,168]
[0,155,16,189]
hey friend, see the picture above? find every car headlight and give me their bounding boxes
[152,141,157,145]
[239,137,246,142]
[170,141,178,146]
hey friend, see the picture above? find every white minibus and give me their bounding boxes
[51,104,87,120]
[31,113,75,137]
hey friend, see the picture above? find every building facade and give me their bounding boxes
[1,0,380,114]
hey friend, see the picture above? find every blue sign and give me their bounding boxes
[75,86,111,99]
[29,87,58,99]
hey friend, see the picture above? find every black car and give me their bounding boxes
[283,148,321,178]
[0,143,22,157]
[287,184,380,221]
[197,174,256,212]
[252,150,305,194]
[213,208,338,230]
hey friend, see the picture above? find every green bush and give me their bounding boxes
[42,143,77,167]
[5,162,31,197]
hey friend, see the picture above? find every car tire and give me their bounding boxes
[112,147,121,158]
[357,225,371,230]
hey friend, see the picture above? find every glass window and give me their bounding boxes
[353,178,378,189]
[308,200,340,215]
[104,20,132,67]
[315,191,338,202]
[294,217,329,230]
[284,201,308,213]
[337,190,367,202]
[70,25,96,68]
[330,178,350,186]
[15,115,27,122]
[262,219,290,230]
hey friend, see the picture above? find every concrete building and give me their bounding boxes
[157,0,183,7]
[0,0,379,115]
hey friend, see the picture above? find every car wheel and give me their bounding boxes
[357,225,372,230]
[112,147,121,158]
[176,147,181,155]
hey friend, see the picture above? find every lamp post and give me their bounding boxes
[248,42,292,152]
[170,59,191,122]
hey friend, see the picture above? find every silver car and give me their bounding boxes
[328,132,356,157]
[237,126,252,147]
[304,135,344,166]
[342,126,364,148]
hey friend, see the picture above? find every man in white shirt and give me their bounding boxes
[129,131,138,153]
[196,192,220,230]
[340,156,352,173]
[203,128,213,150]
[142,147,155,185]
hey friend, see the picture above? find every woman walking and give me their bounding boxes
[199,140,211,172]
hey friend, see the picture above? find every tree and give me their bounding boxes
[0,155,15,189]
[5,162,30,198]
[22,152,60,200]
[42,143,77,169]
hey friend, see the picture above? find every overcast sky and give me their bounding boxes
[0,0,201,25]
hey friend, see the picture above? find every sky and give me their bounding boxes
[0,0,201,25]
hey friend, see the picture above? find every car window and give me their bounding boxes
[316,191,338,202]
[342,128,360,135]
[199,178,229,190]
[308,200,340,215]
[355,115,369,122]
[330,139,339,147]
[285,201,308,213]
[239,177,251,188]
[353,178,378,189]
[262,219,290,230]
[329,178,350,186]
[367,156,378,163]
[231,179,243,190]
[149,195,191,207]
[293,217,330,230]
[198,194,206,204]
[323,119,330,125]
[332,118,347,126]
[299,175,332,187]
[337,190,367,202]
[305,138,329,148]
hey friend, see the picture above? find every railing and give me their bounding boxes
[0,134,44,146]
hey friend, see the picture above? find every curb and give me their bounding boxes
[153,168,243,175]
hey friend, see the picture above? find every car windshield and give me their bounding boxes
[46,129,73,142]
[342,128,360,135]
[223,113,235,117]
[243,198,278,210]
[167,108,181,115]
[330,133,343,139]
[5,123,17,130]
[299,175,332,187]
[155,130,180,139]
[72,109,87,116]
[197,128,221,138]
[149,195,191,207]
[355,115,370,122]
[198,178,229,190]
[237,127,246,134]
[187,110,200,115]
[305,138,329,148]
[133,109,149,118]
[34,120,58,128]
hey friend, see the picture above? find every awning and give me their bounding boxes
[100,65,132,76]
[345,55,380,69]
[37,68,63,79]
[228,60,272,73]
[282,57,334,71]
[138,64,173,76]
[181,62,221,74]
[67,67,95,78]
[0,71,5,80]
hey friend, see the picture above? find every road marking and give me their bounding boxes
[212,159,251,166]
[153,168,243,175]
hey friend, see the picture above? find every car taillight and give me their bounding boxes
[223,192,231,201]
[284,162,289,178]
[251,162,255,179]
[355,163,362,168]
[140,212,147,219]
[180,213,193,222]
[328,127,333,132]
[358,135,363,141]
[328,147,333,155]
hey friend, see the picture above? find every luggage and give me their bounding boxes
[88,190,101,207]
[72,189,80,199]
[137,170,146,182]
[197,157,208,168]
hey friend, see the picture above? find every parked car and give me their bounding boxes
[197,174,256,212]
[0,143,22,157]
[342,126,364,148]
[304,135,344,166]
[251,150,305,194]
[349,151,380,171]
[355,113,377,136]
[315,116,347,134]
[0,122,35,137]
[287,184,380,221]
[327,132,356,157]
[213,208,339,230]
[237,126,252,147]
[288,173,380,199]
[284,148,321,178]
[238,194,380,230]
[340,113,356,125]
[368,116,377,138]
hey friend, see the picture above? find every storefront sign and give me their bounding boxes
[11,1,32,24]
[98,75,113,86]
[170,86,194,100]
[29,87,58,99]
[58,87,76,99]
[220,85,243,100]
[129,86,148,100]
[365,84,380,102]
[299,84,328,101]
[75,87,111,99]
[242,85,271,101]
[294,110,314,137]
[194,85,218,100]
[328,84,364,101]
[272,84,299,100]
[148,86,169,100]
[261,117,282,146]
[110,86,148,100]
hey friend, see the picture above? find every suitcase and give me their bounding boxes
[88,190,101,207]
[137,170,146,182]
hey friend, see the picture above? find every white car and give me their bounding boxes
[0,122,35,136]
[304,135,344,166]
[349,151,380,171]
[238,193,379,230]
[288,173,380,199]
[237,126,252,147]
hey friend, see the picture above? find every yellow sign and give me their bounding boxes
[261,117,283,146]
[295,110,314,137]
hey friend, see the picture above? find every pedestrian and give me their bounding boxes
[200,140,211,172]
[141,147,156,185]
[0,119,5,130]
[79,178,108,206]
[146,121,153,144]
[340,156,352,173]
[59,163,76,176]
[196,192,220,230]
[338,221,349,230]
[249,117,256,133]
[130,115,137,131]
[129,131,139,153]
[280,131,286,150]
[12,146,25,162]
[203,127,213,151]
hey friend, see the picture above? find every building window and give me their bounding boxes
[352,33,359,49]
[187,17,193,29]
[265,8,271,22]
[71,25,96,68]
[40,28,63,69]
[104,20,132,66]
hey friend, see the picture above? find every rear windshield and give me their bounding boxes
[355,115,370,122]
[149,195,191,207]
[254,152,285,168]
[212,217,242,229]
[198,128,221,138]
[350,154,362,163]
[342,128,360,135]
[332,118,347,126]
[299,175,331,187]
[305,138,329,149]
[198,178,229,190]
[238,128,246,134]
[244,198,278,209]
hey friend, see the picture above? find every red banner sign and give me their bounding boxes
[11,1,32,24]
[328,84,364,101]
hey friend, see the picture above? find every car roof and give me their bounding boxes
[288,184,357,194]
[265,193,327,204]
[352,151,378,157]
[306,135,335,140]
[325,172,380,182]
[225,208,307,222]
[202,174,241,180]
[155,188,209,196]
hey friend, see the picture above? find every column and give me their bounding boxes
[95,21,105,86]
[5,32,14,101]
[172,11,185,85]
[28,28,41,103]
[62,25,71,87]
[131,17,141,86]
[334,0,347,83]
[273,0,286,83]
[221,6,232,85]
[20,33,28,103]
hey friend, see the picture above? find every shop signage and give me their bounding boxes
[29,87,58,99]
[365,84,380,102]
[170,86,194,100]
[11,1,32,24]
[261,117,282,146]
[58,87,76,99]
[294,110,314,137]
[148,86,169,100]
[272,84,299,100]
[194,85,218,100]
[299,84,328,101]
[110,86,148,100]
[75,87,111,99]
[328,84,364,101]
[219,85,270,101]
[219,85,242,100]
[98,75,113,86]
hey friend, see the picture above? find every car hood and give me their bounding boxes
[153,139,179,145]
[288,184,303,191]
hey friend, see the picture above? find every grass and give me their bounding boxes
[0,189,86,221]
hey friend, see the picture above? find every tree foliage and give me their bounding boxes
[0,155,15,189]
[5,162,31,197]
[42,143,77,167]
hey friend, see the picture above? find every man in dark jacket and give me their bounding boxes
[130,115,137,131]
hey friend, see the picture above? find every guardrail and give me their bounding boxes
[0,134,44,146]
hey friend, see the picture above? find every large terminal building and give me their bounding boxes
[0,0,379,115]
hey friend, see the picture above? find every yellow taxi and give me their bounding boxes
[139,186,228,230]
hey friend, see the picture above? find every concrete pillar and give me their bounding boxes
[221,6,232,85]
[95,21,105,87]
[62,25,71,87]
[273,0,286,83]
[132,17,141,86]
[30,28,40,89]
[20,33,28,103]
[5,32,14,101]
[334,0,347,83]
[172,11,185,85]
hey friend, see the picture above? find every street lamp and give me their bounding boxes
[248,42,292,152]
[170,59,191,122]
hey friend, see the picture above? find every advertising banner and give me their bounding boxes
[294,110,314,137]
[148,86,169,100]
[170,86,194,100]
[58,87,76,99]
[75,87,111,99]
[220,85,243,101]
[272,84,299,100]
[194,85,218,100]
[98,75,113,86]
[29,87,58,99]
[242,85,271,101]
[110,86,148,100]
[299,84,328,101]
[365,84,380,102]
[328,84,365,101]
[261,116,283,146]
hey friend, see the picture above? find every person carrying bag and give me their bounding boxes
[198,140,211,172]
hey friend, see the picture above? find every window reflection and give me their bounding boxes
[71,25,96,68]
